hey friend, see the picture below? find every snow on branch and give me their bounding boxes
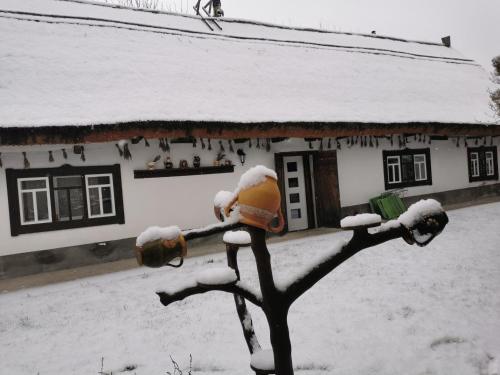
[282,199,447,304]
[156,279,262,307]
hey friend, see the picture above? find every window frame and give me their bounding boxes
[386,156,402,184]
[85,174,116,219]
[467,146,498,182]
[6,165,124,236]
[17,177,52,225]
[382,148,432,190]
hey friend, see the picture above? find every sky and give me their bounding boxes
[153,0,500,72]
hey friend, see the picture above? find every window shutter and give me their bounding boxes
[401,154,414,183]
[479,150,487,177]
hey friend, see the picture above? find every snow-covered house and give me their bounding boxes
[0,0,498,278]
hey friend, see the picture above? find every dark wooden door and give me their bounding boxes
[314,151,341,227]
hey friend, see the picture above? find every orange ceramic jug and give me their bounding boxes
[225,176,285,233]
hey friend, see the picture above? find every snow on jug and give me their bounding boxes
[225,166,285,233]
[135,226,187,268]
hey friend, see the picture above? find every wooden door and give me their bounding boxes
[314,151,341,227]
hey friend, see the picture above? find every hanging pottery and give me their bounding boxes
[193,155,201,168]
[164,156,173,169]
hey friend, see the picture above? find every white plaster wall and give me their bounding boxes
[337,137,500,207]
[0,138,310,256]
[1,137,498,256]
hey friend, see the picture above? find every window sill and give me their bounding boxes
[384,180,432,190]
[469,175,499,183]
[134,165,235,179]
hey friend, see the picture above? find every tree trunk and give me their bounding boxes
[267,308,294,375]
[248,227,294,375]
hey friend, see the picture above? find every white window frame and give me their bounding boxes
[386,156,402,184]
[85,174,116,219]
[485,151,495,176]
[413,154,427,181]
[17,177,52,225]
[470,152,480,177]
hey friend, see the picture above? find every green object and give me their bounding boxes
[369,193,406,220]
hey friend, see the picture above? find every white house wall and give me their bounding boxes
[0,138,307,256]
[337,137,500,207]
[1,137,499,256]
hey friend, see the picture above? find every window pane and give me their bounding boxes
[21,179,46,190]
[22,192,35,222]
[87,176,110,186]
[70,189,84,220]
[88,187,101,216]
[286,162,298,172]
[55,190,70,221]
[291,209,301,219]
[387,157,399,165]
[289,193,300,203]
[414,155,425,163]
[101,187,113,214]
[288,178,299,188]
[54,176,81,188]
[36,191,49,221]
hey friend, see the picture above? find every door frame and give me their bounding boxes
[275,151,317,233]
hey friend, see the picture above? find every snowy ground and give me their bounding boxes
[1,203,500,375]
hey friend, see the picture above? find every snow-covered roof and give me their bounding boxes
[0,0,497,129]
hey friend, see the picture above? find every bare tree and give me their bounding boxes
[492,55,500,118]
[137,172,449,375]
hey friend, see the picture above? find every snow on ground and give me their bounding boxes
[1,203,500,375]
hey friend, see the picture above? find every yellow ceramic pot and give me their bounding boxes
[225,176,285,233]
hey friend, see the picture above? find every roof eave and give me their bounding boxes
[0,121,499,146]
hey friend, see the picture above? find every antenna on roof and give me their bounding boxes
[441,35,451,48]
[194,0,224,31]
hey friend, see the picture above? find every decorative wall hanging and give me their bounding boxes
[164,156,173,169]
[237,149,246,165]
[201,138,206,150]
[214,150,225,166]
[62,148,68,159]
[49,151,54,162]
[229,140,235,153]
[266,139,271,152]
[193,155,201,168]
[81,146,86,162]
[146,155,161,170]
[23,152,30,169]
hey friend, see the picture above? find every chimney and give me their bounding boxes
[441,35,451,48]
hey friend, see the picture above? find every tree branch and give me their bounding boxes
[157,281,262,308]
[284,210,448,305]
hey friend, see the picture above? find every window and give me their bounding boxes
[18,178,52,225]
[414,154,427,181]
[383,148,432,190]
[85,174,115,218]
[470,152,480,177]
[467,147,498,182]
[6,165,124,236]
[386,156,401,184]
